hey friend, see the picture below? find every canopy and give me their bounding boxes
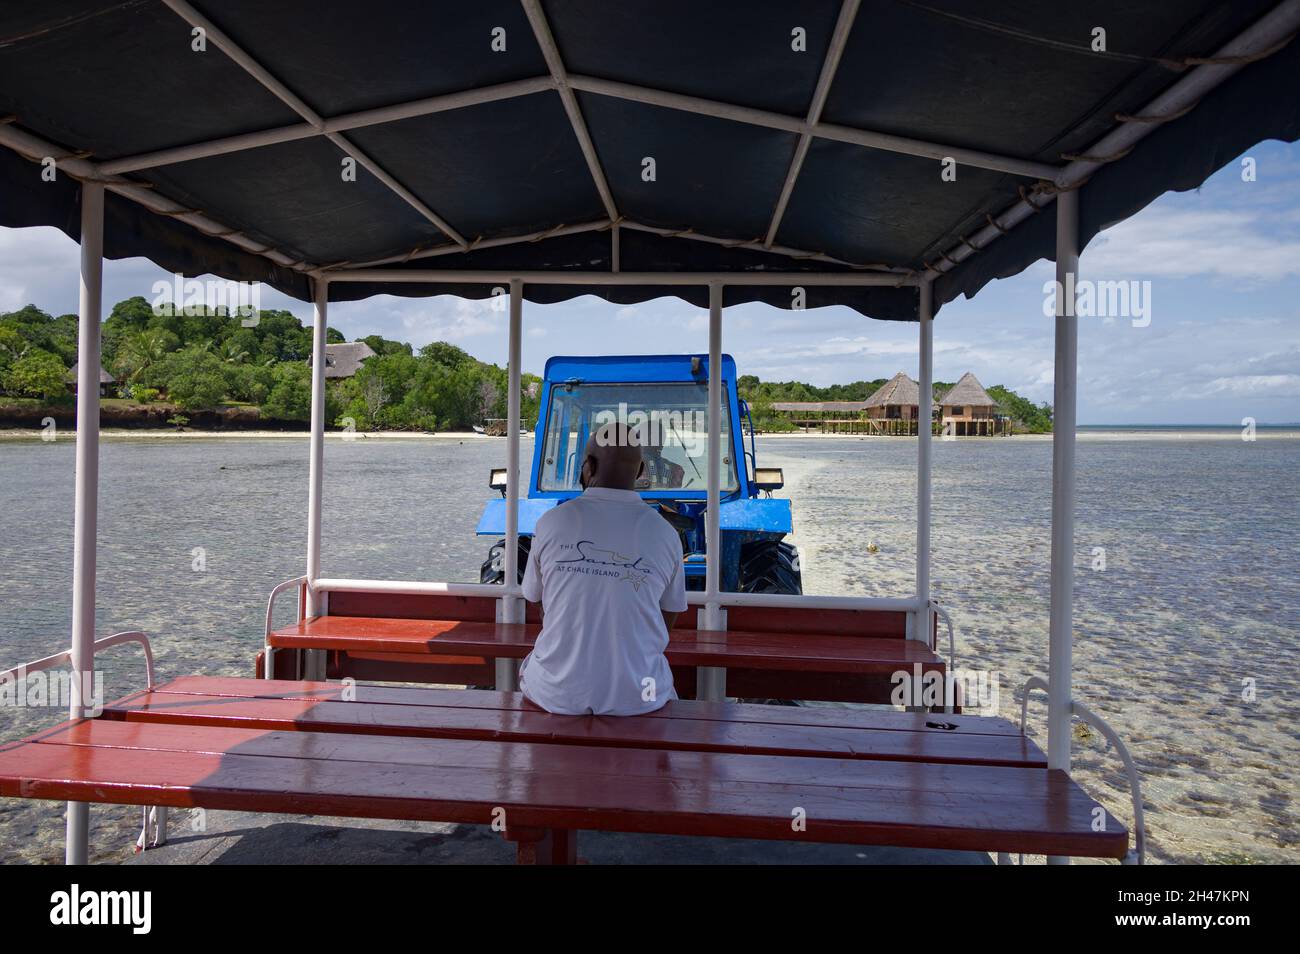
[2,1,1298,321]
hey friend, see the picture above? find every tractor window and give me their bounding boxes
[538,382,738,493]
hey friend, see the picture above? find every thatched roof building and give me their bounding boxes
[938,372,1002,435]
[938,372,995,410]
[864,371,919,410]
[311,341,377,379]
[66,362,115,396]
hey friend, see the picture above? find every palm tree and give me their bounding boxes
[218,340,249,364]
[112,329,172,385]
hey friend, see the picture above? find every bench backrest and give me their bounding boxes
[323,591,909,637]
[314,589,927,704]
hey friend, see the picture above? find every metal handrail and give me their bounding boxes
[0,630,156,693]
[0,631,172,854]
[929,601,957,714]
[930,600,955,671]
[1019,676,1145,865]
[264,575,308,681]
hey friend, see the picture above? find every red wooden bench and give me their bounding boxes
[0,675,1128,863]
[102,676,1036,767]
[263,591,945,705]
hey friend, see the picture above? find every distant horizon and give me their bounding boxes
[1077,421,1298,428]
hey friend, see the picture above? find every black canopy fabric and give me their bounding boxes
[1,1,1297,321]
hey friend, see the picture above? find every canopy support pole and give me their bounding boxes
[497,279,524,690]
[914,280,933,644]
[1047,188,1080,864]
[65,180,104,866]
[698,282,726,701]
[305,279,328,622]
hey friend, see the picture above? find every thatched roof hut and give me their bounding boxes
[938,372,1003,434]
[864,372,919,409]
[66,362,115,396]
[864,371,936,421]
[311,341,377,379]
[938,372,995,410]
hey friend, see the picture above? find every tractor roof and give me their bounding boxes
[543,354,737,383]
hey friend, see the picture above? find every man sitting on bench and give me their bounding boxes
[520,422,688,715]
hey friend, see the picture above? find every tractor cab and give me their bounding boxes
[478,354,800,594]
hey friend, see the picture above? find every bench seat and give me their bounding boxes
[0,696,1127,859]
[267,616,945,675]
[101,677,1041,768]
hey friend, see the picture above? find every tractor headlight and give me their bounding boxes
[489,468,508,495]
[753,467,784,491]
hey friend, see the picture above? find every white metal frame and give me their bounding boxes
[0,631,164,856]
[263,575,308,680]
[0,631,158,692]
[1020,677,1146,865]
[64,178,104,866]
[38,0,1298,867]
[1047,189,1079,867]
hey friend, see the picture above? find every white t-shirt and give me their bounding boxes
[519,486,687,715]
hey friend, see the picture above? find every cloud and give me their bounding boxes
[1200,374,1300,398]
[1085,208,1300,282]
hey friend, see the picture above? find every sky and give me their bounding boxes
[1,141,1297,425]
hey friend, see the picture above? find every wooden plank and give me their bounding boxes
[669,630,941,673]
[269,617,943,674]
[720,605,907,638]
[323,591,902,638]
[0,720,1127,857]
[326,591,540,622]
[677,668,910,706]
[144,676,1024,736]
[102,690,1044,768]
[268,617,537,655]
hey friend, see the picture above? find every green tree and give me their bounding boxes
[114,328,179,386]
[101,296,155,366]
[153,347,227,410]
[360,334,413,357]
[0,305,78,366]
[0,322,29,378]
[262,362,314,421]
[338,352,420,427]
[225,362,274,405]
[986,385,1052,433]
[3,349,68,400]
[418,341,473,370]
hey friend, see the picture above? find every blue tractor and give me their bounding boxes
[477,354,801,594]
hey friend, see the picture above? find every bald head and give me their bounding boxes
[581,422,644,490]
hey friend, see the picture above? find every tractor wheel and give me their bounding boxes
[738,539,802,595]
[480,536,532,584]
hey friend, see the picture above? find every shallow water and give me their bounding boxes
[0,431,1296,863]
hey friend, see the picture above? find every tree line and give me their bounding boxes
[0,298,539,431]
[1,297,1048,433]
